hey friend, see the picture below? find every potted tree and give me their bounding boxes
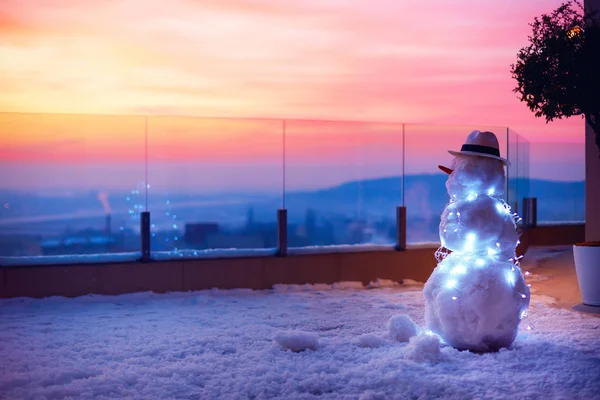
[511,0,600,306]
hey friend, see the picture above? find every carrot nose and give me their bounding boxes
[438,165,453,174]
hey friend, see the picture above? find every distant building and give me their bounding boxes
[184,223,220,245]
[0,235,43,257]
[41,235,116,255]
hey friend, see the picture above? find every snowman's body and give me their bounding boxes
[424,153,530,352]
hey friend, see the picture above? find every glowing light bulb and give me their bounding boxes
[521,293,527,299]
[487,248,497,255]
[496,242,500,247]
[525,271,530,276]
[449,212,453,217]
[467,193,477,201]
[456,212,461,217]
[452,296,458,300]
[476,258,485,267]
[487,188,495,195]
[505,270,516,286]
[527,326,532,330]
[450,264,467,275]
[446,279,458,289]
[495,203,504,213]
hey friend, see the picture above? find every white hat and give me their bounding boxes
[448,130,510,166]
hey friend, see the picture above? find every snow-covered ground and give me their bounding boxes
[1,258,599,399]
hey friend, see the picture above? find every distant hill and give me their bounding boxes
[282,174,584,223]
[0,175,585,236]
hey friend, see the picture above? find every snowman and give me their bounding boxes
[423,130,530,352]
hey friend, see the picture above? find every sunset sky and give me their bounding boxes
[0,0,586,189]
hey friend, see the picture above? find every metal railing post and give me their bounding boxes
[530,197,537,228]
[277,208,288,256]
[395,205,407,251]
[522,197,537,229]
[140,211,151,262]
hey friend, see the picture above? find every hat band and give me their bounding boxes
[460,144,500,157]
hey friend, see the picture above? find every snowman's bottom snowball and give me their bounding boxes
[423,253,529,352]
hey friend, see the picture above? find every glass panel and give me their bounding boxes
[0,113,146,263]
[507,128,519,212]
[529,140,585,224]
[403,124,509,244]
[516,132,530,215]
[146,117,282,258]
[284,120,403,247]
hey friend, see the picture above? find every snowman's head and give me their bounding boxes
[445,153,506,200]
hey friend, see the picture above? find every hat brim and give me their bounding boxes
[448,150,511,166]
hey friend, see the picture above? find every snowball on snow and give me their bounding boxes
[332,281,365,290]
[273,330,319,352]
[401,279,423,286]
[404,333,442,362]
[356,333,388,348]
[367,279,400,288]
[387,314,419,342]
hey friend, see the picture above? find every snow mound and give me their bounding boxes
[273,330,319,352]
[359,390,387,400]
[356,333,388,348]
[367,279,400,288]
[401,279,423,286]
[332,281,365,290]
[387,314,419,342]
[404,333,442,362]
[0,270,598,399]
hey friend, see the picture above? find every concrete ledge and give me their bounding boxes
[97,262,183,295]
[0,224,583,299]
[183,258,265,291]
[0,248,438,298]
[3,265,98,298]
[529,224,585,246]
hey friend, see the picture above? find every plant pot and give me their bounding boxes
[573,242,600,307]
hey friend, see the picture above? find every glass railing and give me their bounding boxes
[146,117,283,259]
[0,113,146,262]
[527,140,585,224]
[507,129,531,218]
[285,120,402,248]
[0,113,545,264]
